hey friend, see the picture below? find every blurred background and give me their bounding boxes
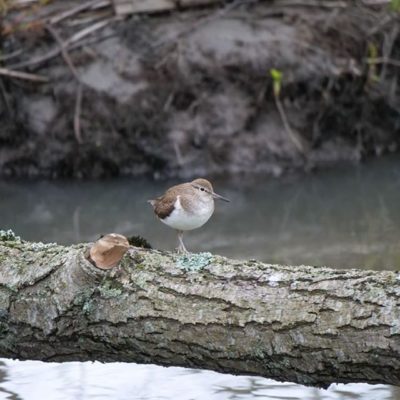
[0,0,400,399]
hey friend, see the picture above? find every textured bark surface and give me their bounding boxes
[0,238,400,388]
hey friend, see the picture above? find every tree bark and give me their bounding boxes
[0,237,399,388]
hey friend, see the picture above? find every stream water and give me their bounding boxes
[0,155,400,399]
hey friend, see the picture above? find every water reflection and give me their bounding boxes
[0,361,21,400]
[0,156,400,269]
[0,156,400,399]
[0,361,399,400]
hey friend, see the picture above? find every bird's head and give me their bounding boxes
[190,178,229,202]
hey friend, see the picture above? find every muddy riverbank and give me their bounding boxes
[1,1,399,179]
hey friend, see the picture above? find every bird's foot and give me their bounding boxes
[176,230,189,253]
[176,245,189,254]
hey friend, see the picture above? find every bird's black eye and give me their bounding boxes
[200,188,205,191]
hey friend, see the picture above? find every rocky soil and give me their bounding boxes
[0,1,399,179]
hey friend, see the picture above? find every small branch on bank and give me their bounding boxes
[361,0,392,5]
[68,18,114,47]
[275,96,307,155]
[270,69,307,155]
[73,83,83,144]
[0,78,11,116]
[0,67,49,82]
[0,49,23,62]
[49,0,111,25]
[273,0,348,7]
[7,18,114,71]
[45,23,81,82]
[152,0,259,52]
[112,0,351,16]
[45,23,86,144]
[366,57,400,67]
[5,0,39,9]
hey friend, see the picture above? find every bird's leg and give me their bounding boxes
[176,230,188,253]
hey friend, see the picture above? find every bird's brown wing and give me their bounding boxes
[153,195,175,219]
[149,182,189,220]
[149,189,179,220]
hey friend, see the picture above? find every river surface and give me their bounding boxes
[0,155,400,399]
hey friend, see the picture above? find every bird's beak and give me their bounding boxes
[212,192,230,202]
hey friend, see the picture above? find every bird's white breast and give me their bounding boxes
[161,195,214,231]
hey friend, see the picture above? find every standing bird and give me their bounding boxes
[148,178,229,253]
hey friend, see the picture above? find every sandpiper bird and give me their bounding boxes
[148,178,229,253]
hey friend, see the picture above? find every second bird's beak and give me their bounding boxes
[212,192,230,202]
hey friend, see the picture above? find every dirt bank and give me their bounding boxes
[0,1,399,179]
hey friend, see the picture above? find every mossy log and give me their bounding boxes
[0,234,400,388]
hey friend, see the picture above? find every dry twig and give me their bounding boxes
[0,78,11,116]
[49,0,110,24]
[367,57,400,67]
[152,0,258,51]
[8,18,114,70]
[0,66,49,82]
[274,0,348,7]
[46,23,84,144]
[274,96,307,155]
[0,49,23,62]
[45,23,81,81]
[74,83,83,144]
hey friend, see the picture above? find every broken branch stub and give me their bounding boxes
[88,233,130,269]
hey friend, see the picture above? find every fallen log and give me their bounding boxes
[0,231,399,388]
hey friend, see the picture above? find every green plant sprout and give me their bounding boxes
[270,68,283,98]
[367,42,380,84]
[390,0,400,12]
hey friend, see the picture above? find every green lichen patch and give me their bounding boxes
[176,252,214,272]
[0,322,9,336]
[129,252,145,266]
[98,279,124,299]
[28,242,59,251]
[0,289,10,316]
[140,251,170,271]
[82,298,95,315]
[0,229,21,242]
[116,253,133,271]
[253,347,265,360]
[72,288,97,315]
